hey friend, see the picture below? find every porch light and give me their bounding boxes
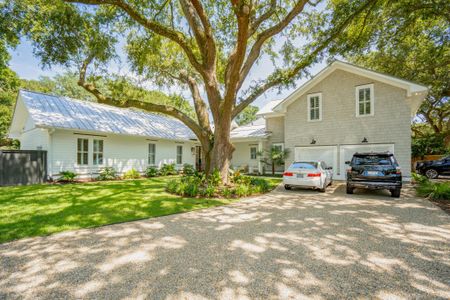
[310,138,316,145]
[361,137,368,143]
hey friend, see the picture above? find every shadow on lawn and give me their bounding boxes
[0,178,230,243]
[0,183,449,299]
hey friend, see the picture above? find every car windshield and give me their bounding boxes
[289,162,318,170]
[352,155,393,166]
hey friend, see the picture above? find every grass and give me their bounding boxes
[0,176,282,244]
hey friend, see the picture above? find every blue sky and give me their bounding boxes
[9,38,326,109]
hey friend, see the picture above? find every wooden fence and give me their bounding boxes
[0,150,47,186]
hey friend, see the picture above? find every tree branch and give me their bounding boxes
[64,0,205,77]
[77,55,207,141]
[248,0,277,37]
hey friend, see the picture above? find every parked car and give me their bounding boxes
[346,152,402,197]
[415,156,450,179]
[283,161,333,192]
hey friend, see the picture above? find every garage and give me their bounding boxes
[295,146,338,177]
[339,144,395,180]
[295,144,395,180]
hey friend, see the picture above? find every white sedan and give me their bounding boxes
[283,161,333,192]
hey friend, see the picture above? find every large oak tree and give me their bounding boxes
[5,0,378,183]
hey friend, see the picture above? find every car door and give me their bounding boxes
[321,161,331,185]
[440,157,450,175]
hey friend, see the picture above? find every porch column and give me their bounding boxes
[258,140,263,174]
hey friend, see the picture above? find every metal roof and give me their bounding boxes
[230,119,269,139]
[19,90,197,140]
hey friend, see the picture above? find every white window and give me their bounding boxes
[77,138,88,165]
[356,84,374,117]
[307,93,322,121]
[176,145,183,164]
[250,147,257,159]
[148,143,156,165]
[93,139,104,165]
[272,143,284,152]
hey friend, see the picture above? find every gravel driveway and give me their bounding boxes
[1,183,449,299]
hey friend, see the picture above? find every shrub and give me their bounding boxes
[234,184,250,197]
[166,179,179,194]
[123,168,141,179]
[145,166,159,177]
[416,181,450,201]
[250,177,270,193]
[182,164,195,176]
[208,169,221,186]
[98,167,117,181]
[411,172,429,185]
[222,187,233,198]
[160,163,177,176]
[59,170,77,182]
[201,184,216,197]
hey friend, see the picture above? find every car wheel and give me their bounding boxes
[346,184,353,194]
[284,185,292,190]
[329,180,333,186]
[319,184,326,193]
[425,169,439,179]
[391,188,401,198]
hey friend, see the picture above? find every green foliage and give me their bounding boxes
[123,169,141,179]
[259,147,290,175]
[235,105,259,126]
[160,163,177,176]
[416,181,450,201]
[145,166,159,177]
[412,131,449,157]
[411,173,429,185]
[97,167,117,181]
[182,163,195,176]
[208,169,222,187]
[59,170,77,182]
[167,174,277,198]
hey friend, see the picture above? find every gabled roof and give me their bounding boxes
[256,99,283,117]
[272,60,428,114]
[13,90,197,141]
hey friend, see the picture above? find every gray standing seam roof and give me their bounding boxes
[20,90,197,141]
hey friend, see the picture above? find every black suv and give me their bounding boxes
[346,152,402,198]
[415,156,450,179]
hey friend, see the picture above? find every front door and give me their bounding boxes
[195,146,202,171]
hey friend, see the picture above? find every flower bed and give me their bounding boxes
[166,170,279,198]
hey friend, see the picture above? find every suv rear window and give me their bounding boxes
[289,162,318,169]
[352,155,394,166]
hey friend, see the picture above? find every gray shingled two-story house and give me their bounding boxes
[9,61,427,180]
[244,61,428,180]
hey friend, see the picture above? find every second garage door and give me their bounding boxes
[295,146,338,177]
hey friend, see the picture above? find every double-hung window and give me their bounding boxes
[272,143,284,152]
[356,84,374,117]
[176,145,183,164]
[93,139,104,165]
[148,143,156,165]
[77,138,89,165]
[250,147,257,159]
[307,93,322,121]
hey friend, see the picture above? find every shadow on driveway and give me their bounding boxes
[1,182,449,299]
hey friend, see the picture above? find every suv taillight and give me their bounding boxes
[395,167,401,175]
[347,166,352,172]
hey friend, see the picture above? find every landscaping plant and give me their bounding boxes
[160,163,177,176]
[123,169,141,179]
[182,164,195,176]
[145,166,159,177]
[58,170,77,182]
[98,167,117,181]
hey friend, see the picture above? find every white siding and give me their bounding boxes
[231,142,259,172]
[49,129,195,177]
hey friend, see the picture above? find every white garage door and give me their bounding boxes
[295,146,338,177]
[339,144,395,180]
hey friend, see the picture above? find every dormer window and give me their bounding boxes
[356,84,374,117]
[307,93,322,121]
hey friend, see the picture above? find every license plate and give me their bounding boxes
[296,174,304,178]
[366,171,379,176]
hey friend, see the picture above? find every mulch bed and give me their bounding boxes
[430,199,450,215]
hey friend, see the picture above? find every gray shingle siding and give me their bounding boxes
[282,69,412,176]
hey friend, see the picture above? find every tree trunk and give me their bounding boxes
[209,118,234,184]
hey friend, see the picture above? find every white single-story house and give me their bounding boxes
[9,61,428,180]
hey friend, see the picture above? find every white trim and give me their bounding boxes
[272,143,284,151]
[273,61,428,114]
[307,93,322,122]
[355,84,374,117]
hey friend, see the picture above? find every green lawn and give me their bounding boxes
[0,176,281,243]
